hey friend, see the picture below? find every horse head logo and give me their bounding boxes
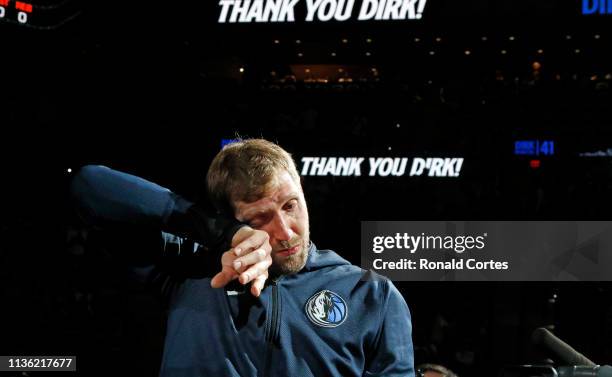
[305,290,348,328]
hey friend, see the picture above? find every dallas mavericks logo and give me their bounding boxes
[305,290,348,328]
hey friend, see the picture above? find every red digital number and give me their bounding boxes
[15,1,32,12]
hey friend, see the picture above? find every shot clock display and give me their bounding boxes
[0,0,80,29]
[0,0,34,25]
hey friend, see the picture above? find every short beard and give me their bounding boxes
[270,237,309,276]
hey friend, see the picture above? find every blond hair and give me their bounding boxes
[207,139,301,214]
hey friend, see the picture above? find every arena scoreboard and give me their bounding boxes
[0,0,79,29]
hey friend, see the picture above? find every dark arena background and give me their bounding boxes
[2,0,612,376]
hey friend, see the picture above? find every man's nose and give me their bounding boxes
[270,213,293,242]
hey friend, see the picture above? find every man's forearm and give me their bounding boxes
[69,165,243,251]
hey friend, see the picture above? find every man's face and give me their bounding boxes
[234,171,310,275]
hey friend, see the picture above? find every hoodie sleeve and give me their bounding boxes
[69,165,244,252]
[363,280,415,377]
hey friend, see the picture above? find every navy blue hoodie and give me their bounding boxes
[70,165,414,377]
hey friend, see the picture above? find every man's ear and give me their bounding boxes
[231,201,243,222]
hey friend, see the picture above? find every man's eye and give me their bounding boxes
[285,200,297,211]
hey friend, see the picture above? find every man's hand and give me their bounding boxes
[210,227,272,297]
